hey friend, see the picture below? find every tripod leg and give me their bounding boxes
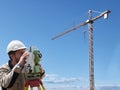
[41,85,46,90]
[30,87,33,90]
[38,86,42,90]
[24,85,29,90]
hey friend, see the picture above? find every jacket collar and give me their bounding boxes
[8,60,14,69]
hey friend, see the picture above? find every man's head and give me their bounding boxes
[7,40,27,65]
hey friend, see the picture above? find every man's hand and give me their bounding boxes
[39,64,45,79]
[18,52,29,67]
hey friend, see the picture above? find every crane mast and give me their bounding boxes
[52,10,111,90]
[88,10,94,90]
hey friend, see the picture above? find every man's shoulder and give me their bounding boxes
[0,63,10,70]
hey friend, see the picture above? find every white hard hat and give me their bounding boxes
[7,40,27,53]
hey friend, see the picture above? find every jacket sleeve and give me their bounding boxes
[0,64,21,88]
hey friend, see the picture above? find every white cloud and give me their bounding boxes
[42,73,120,90]
[43,73,84,84]
[42,73,89,90]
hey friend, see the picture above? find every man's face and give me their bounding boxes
[14,49,26,63]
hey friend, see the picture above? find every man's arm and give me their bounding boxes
[0,64,22,88]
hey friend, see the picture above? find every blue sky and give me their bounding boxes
[0,0,120,90]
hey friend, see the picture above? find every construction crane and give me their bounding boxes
[51,10,111,90]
